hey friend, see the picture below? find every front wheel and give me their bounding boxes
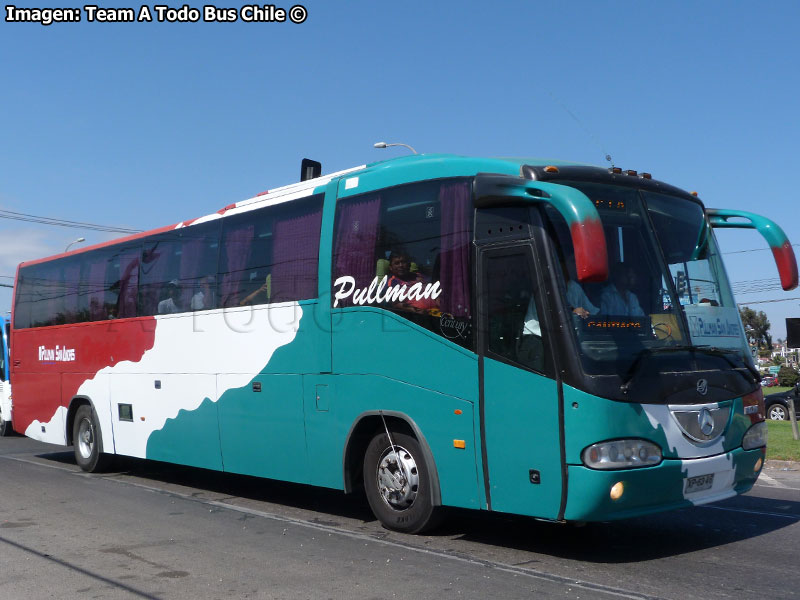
[363,431,441,534]
[768,403,789,421]
[73,405,112,472]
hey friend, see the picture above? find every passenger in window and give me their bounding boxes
[158,280,183,314]
[191,276,216,310]
[239,275,270,307]
[386,251,437,313]
[561,259,599,319]
[600,266,644,316]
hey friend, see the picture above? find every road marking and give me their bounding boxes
[699,504,799,520]
[755,473,788,488]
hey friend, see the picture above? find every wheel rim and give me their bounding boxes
[77,418,94,459]
[375,445,419,511]
[769,406,787,420]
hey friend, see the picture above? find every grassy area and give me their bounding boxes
[766,386,792,395]
[766,420,800,462]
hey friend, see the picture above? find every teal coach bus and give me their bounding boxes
[10,154,797,532]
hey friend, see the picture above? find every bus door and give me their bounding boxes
[478,244,564,518]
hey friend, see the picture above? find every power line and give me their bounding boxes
[723,243,800,255]
[0,209,141,234]
[738,297,800,305]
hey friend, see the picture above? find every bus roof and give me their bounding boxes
[16,153,695,269]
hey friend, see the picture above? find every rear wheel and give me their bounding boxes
[73,405,112,472]
[767,403,789,421]
[363,431,441,534]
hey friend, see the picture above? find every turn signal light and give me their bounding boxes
[544,165,559,173]
[742,388,765,424]
[743,421,768,450]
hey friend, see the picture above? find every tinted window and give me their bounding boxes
[139,222,220,316]
[13,194,324,328]
[485,251,548,373]
[218,194,323,308]
[331,178,473,348]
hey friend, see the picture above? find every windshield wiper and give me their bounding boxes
[620,345,692,393]
[620,344,758,394]
[693,345,760,381]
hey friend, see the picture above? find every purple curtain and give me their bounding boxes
[271,208,323,301]
[63,261,81,322]
[179,237,205,307]
[332,195,381,306]
[438,181,472,317]
[37,265,60,326]
[87,260,107,321]
[219,223,254,307]
[141,242,176,314]
[118,249,140,318]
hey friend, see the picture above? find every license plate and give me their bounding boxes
[684,473,714,494]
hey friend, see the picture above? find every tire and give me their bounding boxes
[363,430,441,534]
[72,405,112,472]
[767,403,789,421]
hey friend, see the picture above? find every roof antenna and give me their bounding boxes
[548,91,614,168]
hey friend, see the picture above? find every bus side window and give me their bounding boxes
[332,178,474,349]
[485,252,546,373]
[218,195,323,308]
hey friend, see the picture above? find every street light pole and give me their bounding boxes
[65,237,86,253]
[373,141,418,155]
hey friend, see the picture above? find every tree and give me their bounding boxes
[778,365,799,387]
[739,307,772,349]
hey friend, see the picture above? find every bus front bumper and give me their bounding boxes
[563,446,765,522]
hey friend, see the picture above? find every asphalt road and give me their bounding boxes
[0,435,798,600]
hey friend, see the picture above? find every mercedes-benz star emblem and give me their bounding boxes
[698,408,715,436]
[696,378,708,396]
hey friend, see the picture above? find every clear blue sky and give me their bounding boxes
[2,0,799,338]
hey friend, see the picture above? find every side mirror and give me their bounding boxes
[707,209,798,291]
[473,176,609,283]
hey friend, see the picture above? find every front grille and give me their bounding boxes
[669,403,731,443]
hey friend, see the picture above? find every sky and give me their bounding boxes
[2,0,799,339]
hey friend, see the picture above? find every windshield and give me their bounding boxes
[545,182,756,402]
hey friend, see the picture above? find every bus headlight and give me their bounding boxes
[582,439,662,470]
[742,421,768,450]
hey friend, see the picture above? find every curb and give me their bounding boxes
[764,459,799,470]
